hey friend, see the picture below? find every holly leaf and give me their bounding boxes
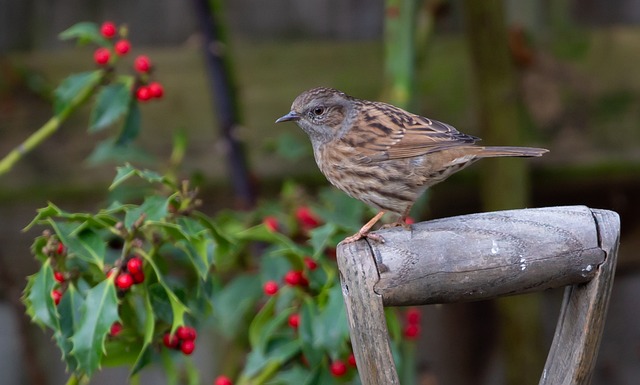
[70,278,119,376]
[249,298,295,354]
[24,259,58,329]
[124,195,171,229]
[193,212,236,270]
[24,202,63,230]
[49,220,106,270]
[90,81,133,132]
[314,285,350,356]
[131,291,155,375]
[53,71,102,115]
[175,217,216,279]
[110,164,168,190]
[265,365,316,385]
[299,301,322,367]
[55,283,84,372]
[115,101,141,145]
[300,286,350,363]
[242,338,301,379]
[137,250,189,333]
[211,274,262,340]
[59,22,111,46]
[308,223,337,257]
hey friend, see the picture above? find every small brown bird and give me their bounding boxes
[276,87,548,243]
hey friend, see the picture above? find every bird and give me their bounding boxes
[275,87,548,243]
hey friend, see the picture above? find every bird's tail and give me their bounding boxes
[478,146,549,158]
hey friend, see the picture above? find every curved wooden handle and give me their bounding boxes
[337,206,620,385]
[369,206,605,306]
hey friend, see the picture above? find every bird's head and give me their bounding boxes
[276,87,354,147]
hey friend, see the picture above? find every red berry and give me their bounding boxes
[114,39,130,55]
[284,270,306,286]
[263,280,279,296]
[134,55,151,72]
[163,333,179,349]
[132,271,145,284]
[263,216,279,232]
[53,271,65,283]
[403,324,420,340]
[116,273,134,290]
[404,216,416,225]
[100,21,117,39]
[127,257,143,275]
[214,375,233,385]
[51,289,63,305]
[303,256,317,271]
[148,82,164,98]
[295,206,321,229]
[348,353,357,367]
[406,307,421,324]
[330,360,347,377]
[110,322,123,336]
[136,86,151,101]
[284,270,300,286]
[56,242,65,255]
[288,313,300,329]
[176,326,196,341]
[181,340,195,355]
[94,47,110,65]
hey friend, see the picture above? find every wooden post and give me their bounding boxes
[337,206,619,385]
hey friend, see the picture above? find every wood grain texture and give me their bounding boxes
[369,206,606,306]
[337,205,620,385]
[336,241,400,385]
[540,209,620,385]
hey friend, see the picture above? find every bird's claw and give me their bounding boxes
[340,231,385,244]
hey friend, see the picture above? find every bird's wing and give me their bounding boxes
[349,102,480,161]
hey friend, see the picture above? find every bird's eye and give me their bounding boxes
[313,107,325,116]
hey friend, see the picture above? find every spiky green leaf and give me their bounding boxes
[70,278,119,376]
[90,82,133,132]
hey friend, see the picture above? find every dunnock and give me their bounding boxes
[276,87,548,243]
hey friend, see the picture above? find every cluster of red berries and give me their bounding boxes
[263,206,322,233]
[94,21,164,103]
[262,256,317,296]
[108,255,145,291]
[163,325,198,355]
[403,307,421,340]
[94,21,130,65]
[50,242,67,306]
[330,353,357,377]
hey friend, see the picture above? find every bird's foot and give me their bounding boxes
[341,230,385,244]
[340,211,387,244]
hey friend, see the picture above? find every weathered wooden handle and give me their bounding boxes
[337,205,620,385]
[371,206,605,305]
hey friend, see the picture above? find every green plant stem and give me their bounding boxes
[0,71,103,177]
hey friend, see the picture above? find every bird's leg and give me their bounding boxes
[341,211,386,244]
[381,206,413,230]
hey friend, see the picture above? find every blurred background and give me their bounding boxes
[1,0,639,384]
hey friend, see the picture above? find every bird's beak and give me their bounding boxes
[275,111,300,123]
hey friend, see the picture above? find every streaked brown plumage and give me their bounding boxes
[276,87,548,243]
